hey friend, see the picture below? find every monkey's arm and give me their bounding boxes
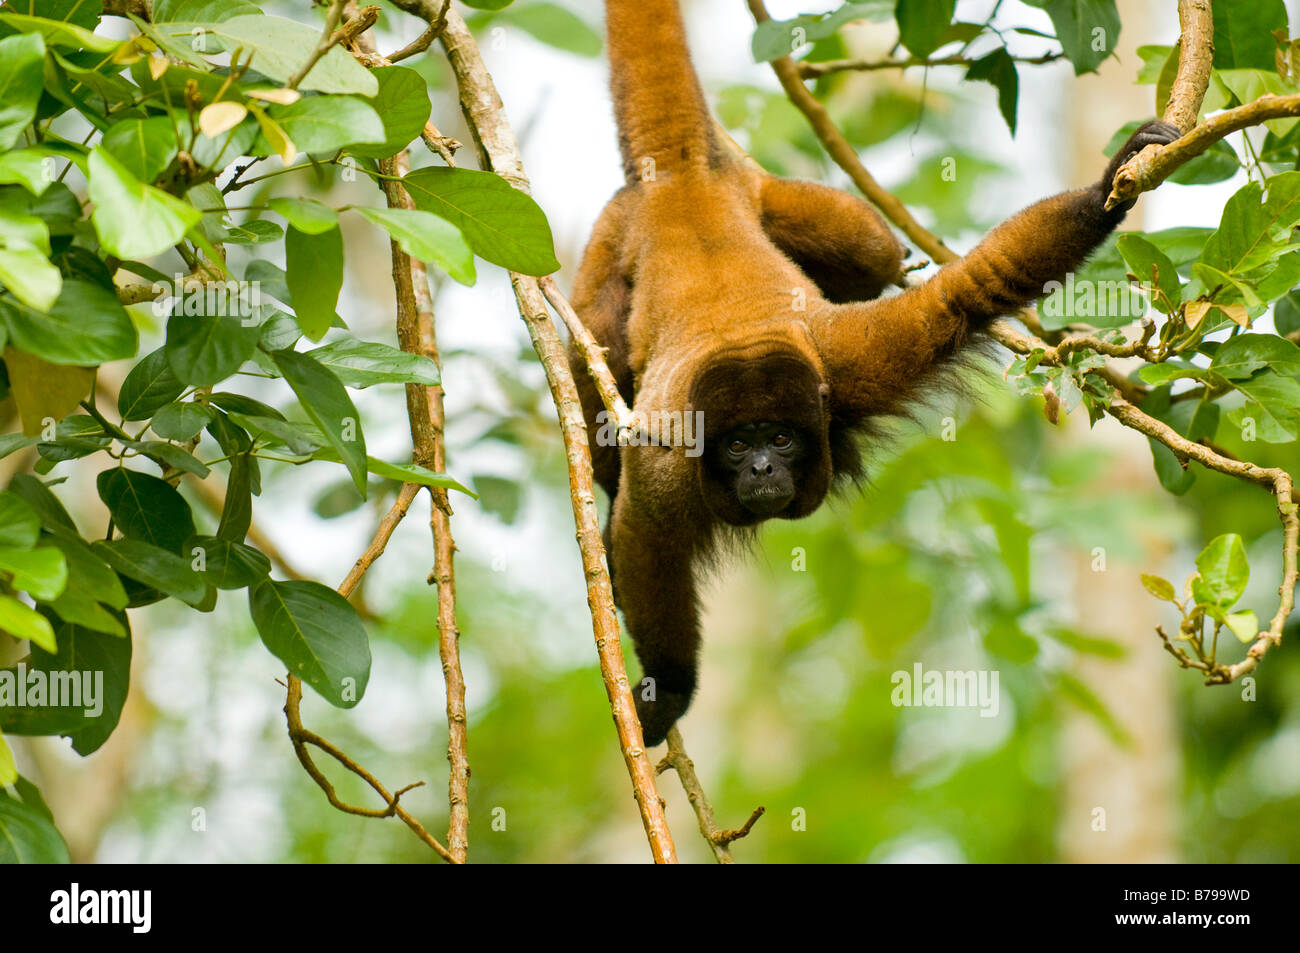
[813,120,1179,421]
[760,176,906,302]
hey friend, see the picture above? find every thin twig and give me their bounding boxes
[797,50,1062,79]
[286,0,349,91]
[658,727,763,864]
[388,0,451,62]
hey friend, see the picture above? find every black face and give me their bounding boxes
[711,422,808,518]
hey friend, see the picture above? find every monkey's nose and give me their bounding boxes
[752,462,773,476]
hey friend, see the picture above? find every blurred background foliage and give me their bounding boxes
[9,0,1300,863]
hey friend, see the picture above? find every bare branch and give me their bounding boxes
[658,727,763,864]
[797,50,1062,79]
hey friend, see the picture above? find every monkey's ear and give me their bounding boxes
[760,176,907,303]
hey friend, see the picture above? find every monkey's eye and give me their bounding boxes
[772,432,791,448]
[728,439,748,454]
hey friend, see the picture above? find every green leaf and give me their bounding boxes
[1167,140,1239,186]
[0,279,137,365]
[965,47,1018,135]
[0,612,132,755]
[226,411,321,454]
[1226,369,1300,442]
[153,0,261,22]
[349,65,431,159]
[0,11,116,51]
[306,337,440,388]
[750,2,893,62]
[0,546,67,601]
[95,467,196,554]
[0,790,69,863]
[1210,333,1300,379]
[284,225,343,340]
[248,579,370,708]
[165,312,261,387]
[1225,609,1258,643]
[185,15,378,95]
[0,241,61,312]
[0,148,58,196]
[365,457,474,496]
[1199,173,1300,277]
[1140,573,1177,602]
[402,167,560,276]
[266,95,385,154]
[1147,437,1195,494]
[151,400,217,441]
[353,206,475,285]
[0,594,55,651]
[270,348,367,496]
[92,538,205,604]
[121,439,210,478]
[494,3,601,57]
[101,116,179,184]
[1195,533,1249,607]
[187,534,269,590]
[269,197,338,234]
[1117,233,1180,312]
[87,147,202,260]
[1033,0,1120,75]
[0,490,40,549]
[1211,0,1287,70]
[118,347,186,420]
[896,0,956,58]
[0,32,45,151]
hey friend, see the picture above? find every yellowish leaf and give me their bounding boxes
[199,101,248,139]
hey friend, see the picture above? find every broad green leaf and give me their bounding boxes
[269,197,337,234]
[121,439,210,478]
[101,117,179,184]
[0,613,132,756]
[1211,0,1287,70]
[165,312,261,387]
[490,3,601,57]
[349,66,431,159]
[1031,0,1120,75]
[87,147,202,259]
[283,225,342,340]
[0,12,116,51]
[2,349,92,436]
[0,547,67,601]
[187,535,270,590]
[0,492,40,549]
[1117,233,1180,312]
[366,457,474,496]
[249,579,370,708]
[0,148,58,195]
[225,411,321,454]
[1226,369,1300,442]
[153,0,261,22]
[150,400,217,441]
[1147,437,1195,494]
[1195,533,1249,607]
[750,2,892,62]
[188,16,377,95]
[307,337,441,388]
[93,538,205,604]
[353,206,475,285]
[896,0,956,58]
[0,594,55,651]
[0,33,46,151]
[0,242,61,312]
[118,347,186,420]
[0,790,69,863]
[265,95,384,154]
[0,279,137,365]
[402,167,559,276]
[96,467,196,554]
[1210,333,1300,380]
[270,348,367,496]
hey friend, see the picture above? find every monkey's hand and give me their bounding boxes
[1098,120,1181,215]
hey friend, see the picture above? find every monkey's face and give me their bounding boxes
[710,421,809,518]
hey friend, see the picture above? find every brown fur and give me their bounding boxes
[568,0,1178,745]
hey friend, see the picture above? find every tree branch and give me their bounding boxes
[435,5,679,864]
[796,51,1062,79]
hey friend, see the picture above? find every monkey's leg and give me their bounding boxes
[760,176,906,303]
[609,493,701,746]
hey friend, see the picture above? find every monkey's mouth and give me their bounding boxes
[739,484,795,515]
